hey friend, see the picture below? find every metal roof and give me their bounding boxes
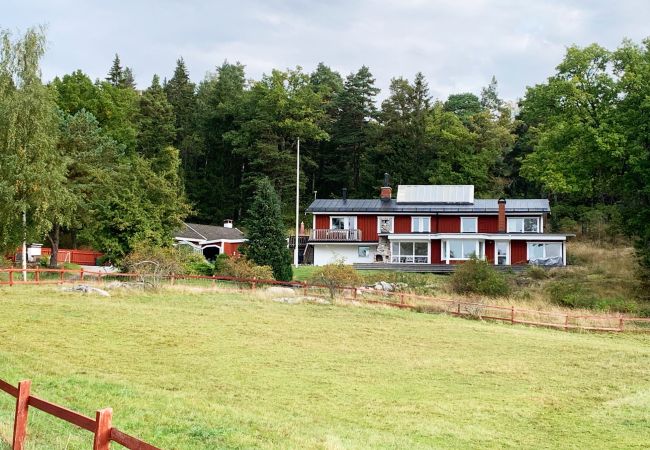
[306,198,550,213]
[396,185,474,204]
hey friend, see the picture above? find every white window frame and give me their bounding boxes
[390,241,430,264]
[411,216,431,233]
[441,239,485,262]
[494,241,510,266]
[330,216,356,230]
[460,217,478,233]
[507,217,540,233]
[358,246,370,258]
[377,216,394,234]
[527,242,563,261]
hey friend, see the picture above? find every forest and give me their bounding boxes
[1,27,650,276]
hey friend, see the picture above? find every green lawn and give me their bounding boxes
[0,286,649,449]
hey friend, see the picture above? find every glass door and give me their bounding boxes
[496,241,509,265]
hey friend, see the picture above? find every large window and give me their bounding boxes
[377,216,394,233]
[527,242,562,260]
[331,216,356,230]
[507,217,540,233]
[442,240,485,260]
[461,217,478,233]
[391,241,429,263]
[411,216,430,233]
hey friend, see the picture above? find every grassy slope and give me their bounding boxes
[0,287,649,449]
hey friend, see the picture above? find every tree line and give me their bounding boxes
[1,26,650,275]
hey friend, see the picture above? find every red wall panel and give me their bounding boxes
[485,240,495,263]
[394,216,411,233]
[438,216,460,233]
[358,215,378,241]
[223,242,242,257]
[510,241,528,265]
[478,216,499,233]
[430,240,442,263]
[315,215,329,229]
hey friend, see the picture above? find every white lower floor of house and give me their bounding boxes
[310,235,568,266]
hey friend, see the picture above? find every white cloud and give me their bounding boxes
[4,0,650,101]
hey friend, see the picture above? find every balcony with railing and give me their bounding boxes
[309,229,362,241]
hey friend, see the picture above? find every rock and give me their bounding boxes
[63,284,110,297]
[373,281,395,292]
[394,282,408,291]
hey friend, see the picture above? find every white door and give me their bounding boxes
[495,241,509,265]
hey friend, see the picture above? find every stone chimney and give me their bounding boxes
[224,219,233,229]
[299,221,305,235]
[497,198,506,232]
[380,172,392,201]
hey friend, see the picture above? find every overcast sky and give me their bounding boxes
[6,0,650,101]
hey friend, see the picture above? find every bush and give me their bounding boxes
[213,254,229,275]
[525,266,549,280]
[219,256,274,281]
[547,281,640,313]
[449,258,511,297]
[309,260,363,298]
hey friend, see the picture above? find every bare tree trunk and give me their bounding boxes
[47,223,60,268]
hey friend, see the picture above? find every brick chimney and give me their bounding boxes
[380,172,392,201]
[497,198,506,232]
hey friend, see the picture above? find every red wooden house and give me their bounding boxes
[306,182,570,268]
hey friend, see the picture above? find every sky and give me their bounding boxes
[5,0,650,102]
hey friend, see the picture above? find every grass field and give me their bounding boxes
[1,286,649,449]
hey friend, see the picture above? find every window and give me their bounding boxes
[442,239,485,260]
[358,246,370,258]
[377,216,394,233]
[411,216,430,233]
[527,242,562,261]
[390,241,429,263]
[461,217,478,233]
[507,217,540,233]
[331,216,356,230]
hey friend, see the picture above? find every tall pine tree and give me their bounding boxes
[137,74,176,159]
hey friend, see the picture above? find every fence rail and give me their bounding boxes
[0,378,159,450]
[1,268,649,333]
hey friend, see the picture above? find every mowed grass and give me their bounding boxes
[0,287,649,449]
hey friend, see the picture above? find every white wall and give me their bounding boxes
[313,244,376,266]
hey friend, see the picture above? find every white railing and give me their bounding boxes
[310,229,362,241]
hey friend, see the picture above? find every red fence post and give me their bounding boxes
[564,315,569,331]
[34,267,40,285]
[93,408,112,450]
[619,317,624,332]
[511,306,515,324]
[80,267,84,282]
[59,269,64,285]
[12,379,31,450]
[9,269,14,287]
[302,282,308,296]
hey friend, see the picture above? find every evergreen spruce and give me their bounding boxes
[121,66,136,89]
[137,74,176,159]
[242,178,293,281]
[164,57,196,148]
[106,54,123,86]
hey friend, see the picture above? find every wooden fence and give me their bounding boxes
[1,268,650,333]
[0,378,159,450]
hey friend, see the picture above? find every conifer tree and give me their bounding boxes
[106,53,123,86]
[137,74,176,159]
[164,57,196,148]
[242,178,292,281]
[121,66,136,89]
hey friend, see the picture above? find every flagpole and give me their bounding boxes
[294,137,300,267]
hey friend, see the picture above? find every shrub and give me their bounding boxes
[219,256,274,281]
[309,260,363,299]
[525,266,549,280]
[449,258,510,297]
[213,254,229,275]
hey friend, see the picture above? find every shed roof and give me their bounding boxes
[174,222,245,242]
